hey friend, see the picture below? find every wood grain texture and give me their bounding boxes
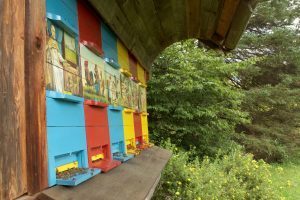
[89,0,256,69]
[216,0,240,39]
[24,0,48,195]
[0,0,27,199]
[224,0,257,49]
[37,146,172,200]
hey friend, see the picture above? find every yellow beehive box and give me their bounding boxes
[141,112,149,144]
[122,108,138,154]
[117,40,132,77]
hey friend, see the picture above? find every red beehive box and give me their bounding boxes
[84,100,121,172]
[129,52,138,81]
[77,0,103,56]
[134,112,147,150]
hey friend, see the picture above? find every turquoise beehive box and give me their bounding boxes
[101,23,120,69]
[46,91,100,187]
[107,105,134,162]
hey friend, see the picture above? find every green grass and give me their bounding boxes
[270,163,300,200]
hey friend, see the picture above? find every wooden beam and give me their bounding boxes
[216,0,240,39]
[224,0,257,49]
[187,0,202,38]
[24,0,48,195]
[0,0,27,199]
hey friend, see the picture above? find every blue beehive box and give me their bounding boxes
[107,105,134,162]
[46,0,79,35]
[101,23,120,69]
[46,91,100,187]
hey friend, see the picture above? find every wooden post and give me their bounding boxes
[0,0,27,199]
[25,0,48,195]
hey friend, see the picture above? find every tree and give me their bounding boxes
[232,0,300,162]
[148,40,248,158]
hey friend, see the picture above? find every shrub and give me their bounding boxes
[153,142,282,200]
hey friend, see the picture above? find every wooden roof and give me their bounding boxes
[89,0,257,70]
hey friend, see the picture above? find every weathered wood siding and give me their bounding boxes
[25,0,48,195]
[0,0,27,199]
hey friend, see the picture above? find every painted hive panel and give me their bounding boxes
[80,44,107,102]
[132,81,140,111]
[120,73,133,109]
[139,86,147,113]
[104,62,122,105]
[46,20,81,96]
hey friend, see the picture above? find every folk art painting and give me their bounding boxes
[45,20,148,112]
[45,21,81,96]
[80,44,107,102]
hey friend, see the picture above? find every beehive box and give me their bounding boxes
[133,112,147,150]
[46,91,100,187]
[46,0,79,35]
[117,40,131,77]
[128,52,138,81]
[137,63,146,87]
[101,23,119,69]
[84,100,121,172]
[78,0,103,56]
[107,106,134,162]
[46,0,81,97]
[141,112,150,147]
[122,109,140,155]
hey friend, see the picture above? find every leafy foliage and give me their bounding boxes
[148,40,248,158]
[232,0,300,162]
[153,141,281,200]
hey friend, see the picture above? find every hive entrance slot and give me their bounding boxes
[91,153,104,162]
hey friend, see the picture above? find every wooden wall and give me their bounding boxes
[0,0,47,199]
[0,0,27,199]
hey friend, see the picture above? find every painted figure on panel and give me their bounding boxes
[140,87,147,112]
[121,74,131,108]
[81,44,107,102]
[107,75,112,103]
[132,82,139,111]
[94,65,100,94]
[100,69,105,97]
[64,65,80,95]
[84,60,92,86]
[46,25,65,93]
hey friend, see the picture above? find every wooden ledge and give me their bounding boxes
[35,146,171,200]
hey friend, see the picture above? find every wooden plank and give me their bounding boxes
[200,0,222,40]
[170,0,187,41]
[37,146,172,200]
[0,0,27,199]
[186,0,201,38]
[24,0,48,195]
[224,0,257,49]
[216,0,240,38]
